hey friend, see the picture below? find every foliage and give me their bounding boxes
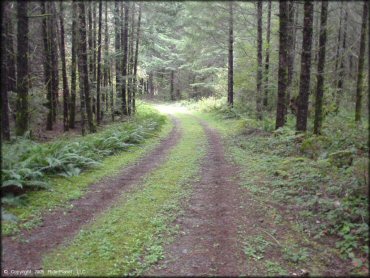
[42,113,207,276]
[2,106,166,201]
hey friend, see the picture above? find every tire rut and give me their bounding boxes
[1,116,182,272]
[148,118,246,276]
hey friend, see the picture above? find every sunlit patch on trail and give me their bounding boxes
[154,103,191,115]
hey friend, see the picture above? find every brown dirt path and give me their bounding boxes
[1,117,182,273]
[147,119,248,276]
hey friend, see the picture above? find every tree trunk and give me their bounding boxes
[4,4,16,94]
[275,1,289,129]
[285,1,296,118]
[103,0,109,115]
[122,2,129,116]
[313,1,328,135]
[263,0,271,108]
[78,2,96,133]
[114,2,121,121]
[227,1,234,107]
[59,2,69,132]
[127,3,136,116]
[15,1,29,136]
[93,2,97,83]
[69,1,77,129]
[49,2,59,123]
[41,2,53,131]
[96,0,102,124]
[296,1,314,132]
[336,10,347,110]
[1,2,10,140]
[354,1,368,122]
[170,70,175,101]
[256,1,263,119]
[133,4,142,114]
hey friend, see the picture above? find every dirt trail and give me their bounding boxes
[148,119,248,276]
[1,117,182,272]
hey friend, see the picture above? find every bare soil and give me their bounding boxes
[1,117,181,272]
[147,120,250,276]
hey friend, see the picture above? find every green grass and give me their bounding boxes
[2,105,171,236]
[42,112,207,276]
[195,110,368,275]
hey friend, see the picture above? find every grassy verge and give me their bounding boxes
[42,113,207,276]
[195,111,368,275]
[2,105,170,236]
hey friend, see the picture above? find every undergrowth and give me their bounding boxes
[2,105,169,235]
[193,97,368,275]
[42,113,206,276]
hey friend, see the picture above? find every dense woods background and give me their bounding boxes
[1,1,369,275]
[1,1,368,140]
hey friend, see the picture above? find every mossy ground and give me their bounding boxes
[42,113,207,276]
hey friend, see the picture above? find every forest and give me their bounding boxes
[1,1,369,276]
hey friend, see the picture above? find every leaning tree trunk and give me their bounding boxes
[227,1,234,107]
[354,1,368,122]
[313,1,328,135]
[69,1,77,129]
[78,2,96,133]
[256,1,263,120]
[96,0,102,124]
[275,1,289,129]
[263,0,271,108]
[15,1,29,136]
[296,1,314,132]
[1,2,10,140]
[59,1,69,131]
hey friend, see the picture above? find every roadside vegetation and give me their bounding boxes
[2,105,168,236]
[42,113,206,276]
[184,97,368,275]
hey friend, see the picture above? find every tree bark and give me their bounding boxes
[285,1,296,118]
[275,1,289,129]
[122,2,129,116]
[78,2,96,133]
[296,1,314,132]
[313,1,328,135]
[354,1,368,122]
[263,0,271,108]
[15,1,29,136]
[96,0,103,124]
[336,10,347,110]
[227,1,234,107]
[59,2,69,131]
[1,2,10,140]
[69,1,78,129]
[103,0,109,115]
[41,2,53,131]
[127,3,136,116]
[4,4,16,94]
[49,2,59,123]
[114,2,121,121]
[256,1,263,119]
[133,4,142,114]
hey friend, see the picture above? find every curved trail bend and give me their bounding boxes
[2,117,182,272]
